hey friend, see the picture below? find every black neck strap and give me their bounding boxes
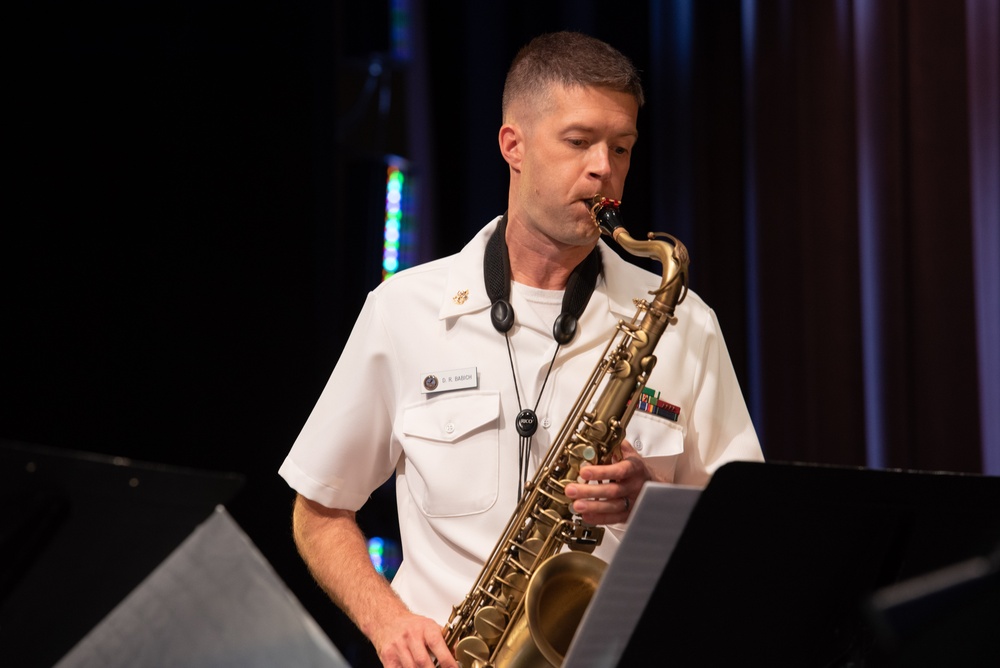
[484,213,602,345]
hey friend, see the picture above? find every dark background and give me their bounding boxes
[3,1,997,666]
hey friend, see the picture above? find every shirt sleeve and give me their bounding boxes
[278,291,400,510]
[673,307,763,486]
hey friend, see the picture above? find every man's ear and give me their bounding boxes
[499,123,522,169]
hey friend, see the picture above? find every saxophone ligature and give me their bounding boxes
[443,196,689,667]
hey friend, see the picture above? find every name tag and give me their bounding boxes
[420,367,478,394]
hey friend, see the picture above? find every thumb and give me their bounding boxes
[618,439,639,459]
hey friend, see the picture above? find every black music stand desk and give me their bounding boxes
[564,461,1000,667]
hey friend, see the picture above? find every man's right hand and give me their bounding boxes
[371,612,458,668]
[291,496,459,668]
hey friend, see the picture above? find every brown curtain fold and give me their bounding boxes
[739,0,987,472]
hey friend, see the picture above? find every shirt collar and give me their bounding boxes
[437,217,501,321]
[437,216,642,323]
[595,242,647,319]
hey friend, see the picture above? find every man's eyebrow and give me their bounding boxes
[560,122,639,138]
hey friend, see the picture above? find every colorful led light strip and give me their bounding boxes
[390,0,411,61]
[383,165,404,280]
[367,536,387,574]
[366,535,401,579]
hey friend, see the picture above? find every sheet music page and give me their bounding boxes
[563,482,702,668]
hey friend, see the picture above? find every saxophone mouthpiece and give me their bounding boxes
[590,195,623,237]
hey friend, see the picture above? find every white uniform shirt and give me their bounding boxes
[279,217,763,624]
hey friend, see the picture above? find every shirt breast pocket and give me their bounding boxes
[400,392,500,517]
[627,411,686,458]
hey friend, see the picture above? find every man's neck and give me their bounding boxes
[504,220,595,290]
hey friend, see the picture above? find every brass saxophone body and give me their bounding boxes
[444,196,689,668]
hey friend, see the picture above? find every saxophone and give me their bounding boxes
[443,196,689,668]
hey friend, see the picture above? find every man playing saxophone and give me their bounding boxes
[280,31,763,668]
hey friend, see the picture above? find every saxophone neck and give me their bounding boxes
[590,196,689,307]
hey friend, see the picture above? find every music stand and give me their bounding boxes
[54,506,349,668]
[0,439,245,668]
[566,461,1000,667]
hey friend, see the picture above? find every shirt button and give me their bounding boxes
[633,438,643,452]
[444,422,455,434]
[542,418,551,429]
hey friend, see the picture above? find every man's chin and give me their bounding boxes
[568,221,602,247]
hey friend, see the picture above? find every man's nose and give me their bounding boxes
[587,145,612,180]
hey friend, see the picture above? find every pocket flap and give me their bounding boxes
[402,393,500,443]
[628,411,686,457]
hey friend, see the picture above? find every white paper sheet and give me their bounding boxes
[563,482,702,668]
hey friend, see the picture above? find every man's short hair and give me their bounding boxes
[502,31,645,121]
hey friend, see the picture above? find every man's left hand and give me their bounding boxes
[564,440,650,525]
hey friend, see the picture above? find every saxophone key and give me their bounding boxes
[473,605,508,643]
[570,443,598,463]
[566,524,605,553]
[499,572,528,602]
[454,636,490,668]
[516,537,544,570]
[531,508,562,539]
[548,478,573,507]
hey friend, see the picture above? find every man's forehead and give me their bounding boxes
[510,82,638,126]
